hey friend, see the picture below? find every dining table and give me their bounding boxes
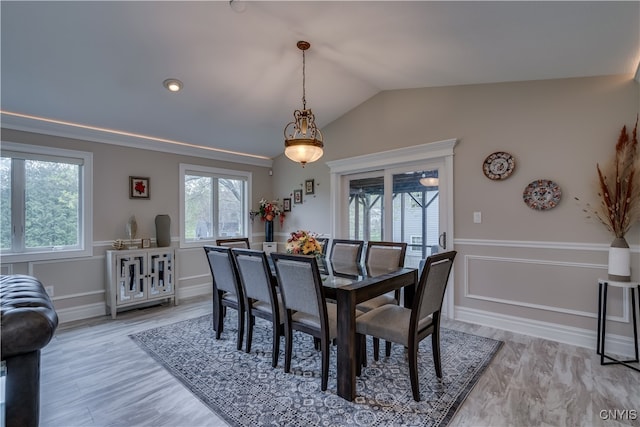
[318,259,418,401]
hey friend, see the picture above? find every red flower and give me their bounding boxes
[134,181,146,195]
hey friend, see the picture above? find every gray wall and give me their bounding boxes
[0,129,274,315]
[272,74,639,352]
[2,74,638,354]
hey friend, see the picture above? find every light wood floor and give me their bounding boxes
[39,297,640,427]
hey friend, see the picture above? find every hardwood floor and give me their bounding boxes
[39,297,639,427]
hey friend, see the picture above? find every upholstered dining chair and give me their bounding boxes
[315,237,330,256]
[355,250,457,401]
[271,253,363,391]
[231,248,284,367]
[203,245,244,350]
[216,237,251,249]
[357,241,408,360]
[329,239,364,264]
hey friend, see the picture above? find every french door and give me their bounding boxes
[346,162,445,269]
[328,139,457,316]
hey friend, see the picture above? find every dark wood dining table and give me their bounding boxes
[320,260,418,401]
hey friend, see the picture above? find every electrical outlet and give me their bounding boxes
[45,286,54,297]
[473,211,482,223]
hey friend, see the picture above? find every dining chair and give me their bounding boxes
[203,245,244,350]
[355,250,457,401]
[231,248,285,367]
[271,253,363,391]
[315,237,330,256]
[216,237,251,249]
[329,239,364,264]
[358,241,408,360]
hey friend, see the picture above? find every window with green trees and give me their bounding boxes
[1,142,92,261]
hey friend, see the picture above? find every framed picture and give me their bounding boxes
[129,176,150,199]
[283,198,291,212]
[293,189,303,204]
[305,179,315,195]
[142,238,151,248]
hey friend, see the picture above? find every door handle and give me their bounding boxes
[439,232,447,250]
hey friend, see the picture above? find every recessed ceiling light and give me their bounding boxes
[163,78,183,92]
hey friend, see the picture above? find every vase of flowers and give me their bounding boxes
[286,230,324,257]
[578,119,639,281]
[251,199,285,242]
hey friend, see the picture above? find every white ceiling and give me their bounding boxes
[2,1,639,163]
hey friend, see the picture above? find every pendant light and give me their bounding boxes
[283,41,324,167]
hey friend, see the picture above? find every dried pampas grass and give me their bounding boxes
[577,118,639,238]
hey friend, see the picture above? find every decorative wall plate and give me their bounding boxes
[523,179,562,210]
[483,152,515,180]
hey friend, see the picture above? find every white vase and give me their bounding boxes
[608,237,631,282]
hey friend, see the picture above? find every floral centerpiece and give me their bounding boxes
[286,230,324,256]
[251,199,285,226]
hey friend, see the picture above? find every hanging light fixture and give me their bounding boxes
[284,41,324,167]
[420,173,439,187]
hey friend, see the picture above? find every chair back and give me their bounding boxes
[412,251,457,325]
[271,253,325,319]
[365,241,408,269]
[231,248,274,304]
[216,238,250,249]
[315,237,330,256]
[203,245,241,295]
[330,239,364,263]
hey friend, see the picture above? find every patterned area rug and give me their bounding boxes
[130,313,502,427]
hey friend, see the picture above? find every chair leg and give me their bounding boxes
[408,338,420,402]
[432,328,442,378]
[373,337,380,361]
[321,337,329,391]
[361,337,368,367]
[313,337,321,351]
[284,325,293,373]
[271,320,280,368]
[356,334,366,376]
[385,341,392,357]
[245,312,254,353]
[236,308,244,351]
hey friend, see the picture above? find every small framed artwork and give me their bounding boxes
[142,238,151,248]
[293,189,303,204]
[283,198,291,212]
[129,176,150,199]
[305,179,315,195]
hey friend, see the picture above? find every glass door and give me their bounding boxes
[345,163,446,269]
[347,171,384,241]
[391,168,441,269]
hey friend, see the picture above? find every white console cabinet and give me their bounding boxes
[105,248,178,319]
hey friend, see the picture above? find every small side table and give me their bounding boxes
[597,279,640,372]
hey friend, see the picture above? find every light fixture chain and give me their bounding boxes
[302,48,306,110]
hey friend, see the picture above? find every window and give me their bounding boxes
[179,164,250,248]
[1,142,93,262]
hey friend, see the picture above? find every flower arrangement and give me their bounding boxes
[286,230,324,256]
[251,198,285,226]
[577,119,639,238]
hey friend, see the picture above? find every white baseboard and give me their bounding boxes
[56,302,106,324]
[454,306,636,358]
[178,282,212,300]
[57,284,212,324]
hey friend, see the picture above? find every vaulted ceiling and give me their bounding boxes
[2,1,639,163]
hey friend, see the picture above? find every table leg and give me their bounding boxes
[631,288,639,362]
[336,288,356,401]
[601,283,608,365]
[596,281,603,355]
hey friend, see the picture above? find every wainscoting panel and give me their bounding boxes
[463,254,629,322]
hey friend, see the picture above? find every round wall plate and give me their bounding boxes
[523,179,561,210]
[483,151,515,180]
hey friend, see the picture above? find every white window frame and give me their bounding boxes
[179,163,252,249]
[1,141,93,263]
